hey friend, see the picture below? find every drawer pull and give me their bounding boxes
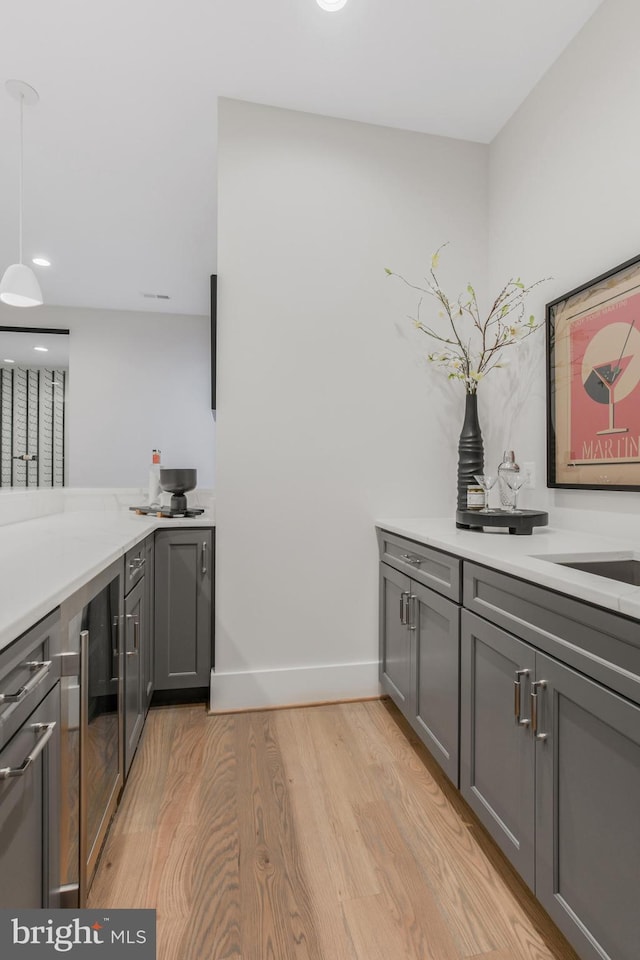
[129,557,145,573]
[0,721,56,779]
[400,553,423,566]
[0,660,52,704]
[514,669,530,726]
[126,614,140,654]
[408,595,417,631]
[531,680,548,741]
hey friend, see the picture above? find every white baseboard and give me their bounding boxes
[209,660,381,713]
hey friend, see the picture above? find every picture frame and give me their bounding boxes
[547,252,640,490]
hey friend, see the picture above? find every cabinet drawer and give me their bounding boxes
[124,541,147,594]
[464,562,640,704]
[0,682,60,907]
[377,529,460,602]
[0,610,59,749]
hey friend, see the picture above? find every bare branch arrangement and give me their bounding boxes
[386,243,549,394]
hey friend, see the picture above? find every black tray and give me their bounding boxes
[129,505,205,519]
[456,508,549,536]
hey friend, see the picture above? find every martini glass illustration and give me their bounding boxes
[590,360,628,435]
[502,472,527,513]
[474,474,498,512]
[583,318,636,436]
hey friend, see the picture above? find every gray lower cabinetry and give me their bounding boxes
[123,533,154,776]
[380,559,460,784]
[154,528,213,690]
[379,563,412,711]
[379,529,640,960]
[124,577,145,776]
[535,652,640,960]
[0,683,60,908]
[461,606,640,960]
[0,610,60,908]
[143,534,155,709]
[460,610,536,887]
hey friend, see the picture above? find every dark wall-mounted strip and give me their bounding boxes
[211,274,217,412]
[0,325,70,335]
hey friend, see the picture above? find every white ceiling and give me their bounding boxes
[0,0,603,317]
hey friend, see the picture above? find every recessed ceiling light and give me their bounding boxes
[3,358,15,364]
[316,0,348,9]
[34,345,48,352]
[32,257,51,267]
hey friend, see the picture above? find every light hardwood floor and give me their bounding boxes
[88,699,580,960]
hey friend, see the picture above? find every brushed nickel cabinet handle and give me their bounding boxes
[514,669,530,726]
[126,614,140,654]
[400,553,423,566]
[408,595,417,631]
[0,721,56,779]
[202,541,208,576]
[399,590,409,625]
[531,680,548,741]
[0,660,52,703]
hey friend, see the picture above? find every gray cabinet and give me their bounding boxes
[154,529,213,691]
[124,578,145,776]
[379,547,460,784]
[535,653,640,960]
[143,534,155,709]
[0,610,60,909]
[461,606,640,960]
[0,683,60,908]
[460,610,535,886]
[123,534,154,776]
[379,563,412,712]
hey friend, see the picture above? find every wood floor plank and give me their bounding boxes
[179,714,242,960]
[342,892,421,960]
[87,829,155,908]
[273,708,365,960]
[296,705,381,902]
[352,796,461,960]
[236,711,322,960]
[375,756,503,956]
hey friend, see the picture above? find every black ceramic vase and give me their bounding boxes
[457,392,484,512]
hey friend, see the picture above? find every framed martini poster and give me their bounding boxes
[547,253,640,489]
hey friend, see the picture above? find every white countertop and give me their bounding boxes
[375,517,640,620]
[0,510,214,654]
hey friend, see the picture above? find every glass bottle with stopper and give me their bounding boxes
[148,449,162,508]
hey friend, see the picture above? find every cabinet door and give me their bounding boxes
[143,535,155,710]
[154,529,213,690]
[460,610,536,888]
[379,562,412,716]
[535,653,640,960]
[0,683,60,907]
[413,583,460,785]
[124,577,145,776]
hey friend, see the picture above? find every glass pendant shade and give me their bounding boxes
[0,262,43,307]
[317,0,348,10]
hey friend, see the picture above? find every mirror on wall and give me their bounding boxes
[0,326,69,487]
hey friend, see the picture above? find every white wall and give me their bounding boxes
[488,0,640,536]
[214,98,488,709]
[0,303,214,488]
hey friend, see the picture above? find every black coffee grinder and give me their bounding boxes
[159,468,198,514]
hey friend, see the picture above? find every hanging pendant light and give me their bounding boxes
[0,79,43,307]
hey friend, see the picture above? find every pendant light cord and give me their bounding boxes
[18,91,24,265]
